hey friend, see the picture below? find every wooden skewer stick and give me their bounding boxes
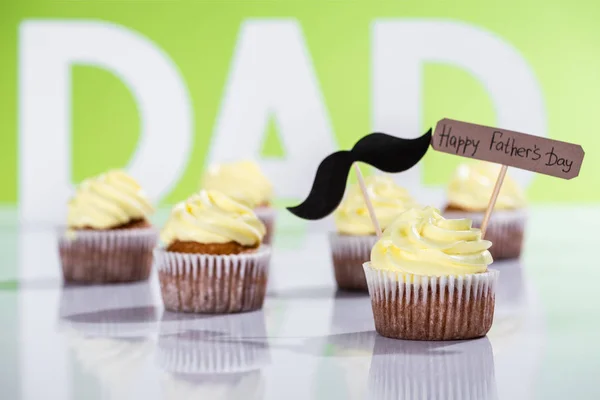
[480,165,508,238]
[353,163,382,237]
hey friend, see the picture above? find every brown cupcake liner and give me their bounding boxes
[254,207,276,245]
[363,263,499,341]
[155,246,271,314]
[329,233,378,291]
[367,335,497,399]
[443,209,526,260]
[59,228,158,284]
[157,311,270,374]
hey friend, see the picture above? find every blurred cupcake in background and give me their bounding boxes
[367,335,497,400]
[59,169,158,284]
[363,207,498,341]
[155,190,271,314]
[330,175,419,291]
[202,160,276,244]
[444,161,527,260]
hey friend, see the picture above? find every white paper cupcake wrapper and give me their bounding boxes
[254,207,276,245]
[329,233,378,291]
[59,228,158,283]
[367,336,497,400]
[364,263,499,340]
[444,209,527,260]
[157,312,270,374]
[155,246,271,313]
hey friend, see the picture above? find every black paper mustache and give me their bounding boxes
[287,129,432,220]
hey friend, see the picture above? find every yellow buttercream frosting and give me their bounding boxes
[67,170,154,229]
[161,190,266,247]
[334,175,419,235]
[202,160,273,208]
[447,162,526,211]
[370,207,493,276]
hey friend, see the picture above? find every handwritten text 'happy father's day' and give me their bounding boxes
[437,124,574,173]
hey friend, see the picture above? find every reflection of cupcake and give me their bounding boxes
[364,207,499,341]
[367,335,497,399]
[157,310,270,374]
[163,371,265,400]
[58,282,159,337]
[58,170,158,283]
[202,160,276,245]
[443,162,527,260]
[65,331,153,398]
[330,176,419,291]
[155,190,271,314]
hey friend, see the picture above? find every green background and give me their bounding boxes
[1,0,598,205]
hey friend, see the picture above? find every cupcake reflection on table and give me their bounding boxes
[155,190,271,314]
[58,169,158,284]
[443,161,527,260]
[202,160,276,245]
[330,175,419,291]
[364,206,499,341]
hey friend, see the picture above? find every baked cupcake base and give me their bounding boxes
[155,246,271,314]
[329,233,378,291]
[363,263,499,341]
[443,208,526,260]
[59,228,158,284]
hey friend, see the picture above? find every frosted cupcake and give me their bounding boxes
[444,162,527,259]
[58,170,158,283]
[202,160,276,244]
[331,175,418,291]
[363,207,499,340]
[155,190,271,313]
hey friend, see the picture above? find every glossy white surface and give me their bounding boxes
[1,207,599,399]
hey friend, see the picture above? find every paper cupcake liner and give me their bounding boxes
[59,228,158,284]
[157,311,270,374]
[444,209,526,260]
[58,282,159,337]
[254,207,276,245]
[329,233,378,291]
[155,246,271,314]
[363,263,499,341]
[367,335,497,399]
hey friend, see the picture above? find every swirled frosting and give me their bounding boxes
[67,170,154,229]
[160,190,266,247]
[447,162,526,211]
[334,175,419,235]
[202,160,273,208]
[371,207,492,276]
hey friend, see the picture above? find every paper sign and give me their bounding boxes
[432,118,585,179]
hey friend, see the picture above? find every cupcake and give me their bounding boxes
[363,207,499,341]
[155,190,271,313]
[330,175,418,291]
[444,161,527,260]
[202,160,276,245]
[58,169,158,284]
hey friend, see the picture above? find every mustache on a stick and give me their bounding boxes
[287,129,432,220]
